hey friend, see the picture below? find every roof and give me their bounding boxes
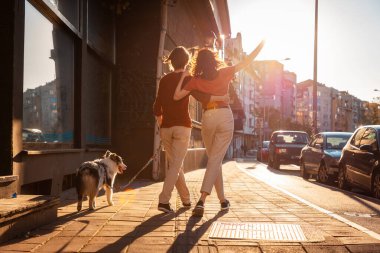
[318,132,353,136]
[272,130,308,134]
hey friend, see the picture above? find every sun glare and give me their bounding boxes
[230,0,315,81]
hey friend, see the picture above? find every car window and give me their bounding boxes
[350,127,366,148]
[275,133,308,144]
[309,136,317,146]
[315,135,323,147]
[359,128,378,151]
[326,135,351,150]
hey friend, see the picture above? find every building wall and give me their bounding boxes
[282,71,296,121]
[114,0,161,180]
[0,0,16,176]
[3,0,230,195]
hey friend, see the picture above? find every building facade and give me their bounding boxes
[295,80,333,132]
[225,33,256,157]
[1,0,231,196]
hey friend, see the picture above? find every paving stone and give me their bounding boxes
[34,236,91,252]
[2,161,379,252]
[218,245,261,252]
[346,244,380,253]
[261,245,306,253]
[302,245,350,253]
[126,243,173,253]
[0,242,37,252]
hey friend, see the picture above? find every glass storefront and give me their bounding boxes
[23,0,114,150]
[23,0,74,149]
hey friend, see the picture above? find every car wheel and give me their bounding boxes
[338,165,350,190]
[268,157,273,167]
[273,157,280,170]
[372,173,380,199]
[300,160,309,179]
[317,163,330,184]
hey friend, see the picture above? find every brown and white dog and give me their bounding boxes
[76,150,127,211]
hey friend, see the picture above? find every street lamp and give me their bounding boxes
[313,0,319,134]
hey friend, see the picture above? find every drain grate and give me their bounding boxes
[209,222,307,241]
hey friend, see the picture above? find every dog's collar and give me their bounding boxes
[95,161,113,188]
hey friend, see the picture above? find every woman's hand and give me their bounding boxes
[155,115,163,126]
[235,39,265,72]
[173,71,191,101]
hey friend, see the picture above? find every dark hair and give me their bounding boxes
[164,46,190,70]
[190,48,225,80]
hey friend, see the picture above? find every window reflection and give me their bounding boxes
[48,0,79,29]
[23,0,74,149]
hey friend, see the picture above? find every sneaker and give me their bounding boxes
[192,200,204,217]
[182,202,192,208]
[221,199,230,210]
[158,203,174,213]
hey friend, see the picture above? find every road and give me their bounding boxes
[237,159,380,235]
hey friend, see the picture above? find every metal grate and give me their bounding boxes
[209,222,307,241]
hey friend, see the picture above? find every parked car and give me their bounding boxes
[22,128,45,142]
[268,130,309,170]
[338,125,380,199]
[257,141,270,162]
[300,132,352,183]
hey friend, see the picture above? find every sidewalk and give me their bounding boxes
[1,161,380,252]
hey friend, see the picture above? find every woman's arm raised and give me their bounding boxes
[173,70,191,101]
[234,40,265,73]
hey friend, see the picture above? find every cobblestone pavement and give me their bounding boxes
[1,161,380,252]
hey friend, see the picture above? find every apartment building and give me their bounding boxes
[225,33,256,157]
[295,80,332,132]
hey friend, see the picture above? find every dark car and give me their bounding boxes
[300,132,352,183]
[338,125,380,199]
[257,141,270,162]
[268,131,309,170]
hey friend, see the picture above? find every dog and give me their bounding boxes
[76,150,127,211]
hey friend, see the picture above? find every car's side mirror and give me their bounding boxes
[359,144,373,153]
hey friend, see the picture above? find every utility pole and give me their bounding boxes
[313,0,318,134]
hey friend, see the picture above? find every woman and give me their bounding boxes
[174,40,265,216]
[153,46,228,213]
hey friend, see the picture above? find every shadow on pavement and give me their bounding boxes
[98,208,188,252]
[167,210,227,252]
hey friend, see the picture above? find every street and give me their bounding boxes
[238,159,380,236]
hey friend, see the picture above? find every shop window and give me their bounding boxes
[88,0,115,61]
[85,52,111,146]
[23,1,74,149]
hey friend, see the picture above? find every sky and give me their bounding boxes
[227,0,380,102]
[24,1,55,91]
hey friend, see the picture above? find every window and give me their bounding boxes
[23,1,74,149]
[359,128,378,151]
[311,134,323,147]
[350,127,366,147]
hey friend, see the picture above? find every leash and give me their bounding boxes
[118,124,162,191]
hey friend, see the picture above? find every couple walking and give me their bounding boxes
[153,40,264,217]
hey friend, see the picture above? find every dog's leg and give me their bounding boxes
[105,186,114,206]
[77,194,83,212]
[89,193,95,210]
